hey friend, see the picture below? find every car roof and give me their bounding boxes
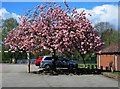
[44,55,52,57]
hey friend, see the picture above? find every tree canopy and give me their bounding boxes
[4,2,103,60]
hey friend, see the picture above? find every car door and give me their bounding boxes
[60,59,68,68]
[55,59,62,67]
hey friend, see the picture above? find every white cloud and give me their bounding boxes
[0,5,118,30]
[0,8,20,23]
[76,4,118,30]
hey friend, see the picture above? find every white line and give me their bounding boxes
[4,51,9,53]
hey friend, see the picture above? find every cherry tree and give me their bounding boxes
[4,1,103,72]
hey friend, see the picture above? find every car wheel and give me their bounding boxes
[45,65,51,70]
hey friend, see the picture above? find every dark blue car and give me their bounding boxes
[39,56,78,70]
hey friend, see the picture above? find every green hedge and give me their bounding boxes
[78,64,97,69]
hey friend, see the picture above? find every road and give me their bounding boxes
[0,64,119,87]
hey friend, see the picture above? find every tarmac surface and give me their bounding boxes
[1,64,119,87]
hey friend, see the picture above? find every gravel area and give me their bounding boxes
[1,64,119,87]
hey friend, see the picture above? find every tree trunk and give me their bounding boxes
[13,51,19,64]
[27,52,30,73]
[14,58,17,64]
[9,52,12,64]
[52,49,56,73]
[12,52,15,64]
[53,50,56,59]
[81,54,86,67]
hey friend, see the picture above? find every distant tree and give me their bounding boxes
[94,22,114,36]
[94,22,119,48]
[101,29,119,47]
[2,18,19,41]
[4,2,103,72]
[2,18,19,63]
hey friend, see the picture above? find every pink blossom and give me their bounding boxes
[4,2,103,55]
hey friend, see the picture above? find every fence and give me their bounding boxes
[0,51,35,63]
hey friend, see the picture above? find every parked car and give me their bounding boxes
[35,56,78,69]
[35,56,43,66]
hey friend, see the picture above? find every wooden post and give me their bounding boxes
[100,66,103,71]
[95,65,98,70]
[91,65,94,70]
[27,52,30,73]
[106,66,108,71]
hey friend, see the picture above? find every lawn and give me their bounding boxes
[102,72,120,80]
[103,72,120,75]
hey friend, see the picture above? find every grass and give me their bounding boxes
[103,72,120,75]
[78,64,97,69]
[102,72,120,80]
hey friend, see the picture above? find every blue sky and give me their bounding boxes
[0,2,119,29]
[2,2,117,15]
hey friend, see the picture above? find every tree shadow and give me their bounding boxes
[31,68,102,76]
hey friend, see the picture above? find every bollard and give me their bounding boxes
[91,65,94,70]
[100,66,103,71]
[95,65,98,70]
[106,66,108,71]
[87,65,90,69]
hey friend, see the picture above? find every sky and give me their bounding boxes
[0,1,119,29]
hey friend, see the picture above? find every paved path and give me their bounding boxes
[1,64,119,87]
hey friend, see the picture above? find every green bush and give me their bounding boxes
[78,64,97,69]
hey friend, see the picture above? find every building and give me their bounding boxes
[96,42,120,71]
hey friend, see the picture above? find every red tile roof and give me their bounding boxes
[100,41,120,54]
